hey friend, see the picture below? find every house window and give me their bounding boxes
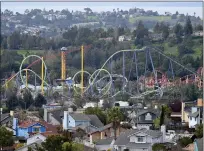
[33,127,40,133]
[137,136,144,142]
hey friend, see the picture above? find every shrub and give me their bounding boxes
[178,137,193,147]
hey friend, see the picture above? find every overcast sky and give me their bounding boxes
[1,2,203,18]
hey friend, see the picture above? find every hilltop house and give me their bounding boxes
[63,111,104,133]
[193,31,203,37]
[113,126,166,151]
[118,35,132,42]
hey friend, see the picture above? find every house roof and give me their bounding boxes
[18,120,58,133]
[87,115,104,128]
[0,113,11,125]
[95,137,114,145]
[114,129,162,146]
[114,129,138,146]
[18,121,44,128]
[69,113,91,121]
[90,123,113,134]
[69,113,104,128]
[126,142,151,148]
[16,140,43,151]
[50,109,63,124]
[137,109,159,117]
[188,111,199,117]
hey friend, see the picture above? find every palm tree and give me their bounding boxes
[107,107,124,140]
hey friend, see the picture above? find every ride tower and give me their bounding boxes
[61,47,67,101]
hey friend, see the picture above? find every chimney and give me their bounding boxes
[68,107,73,113]
[63,111,68,130]
[160,125,166,143]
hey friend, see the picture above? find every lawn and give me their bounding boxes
[87,16,99,21]
[17,50,45,57]
[129,16,171,23]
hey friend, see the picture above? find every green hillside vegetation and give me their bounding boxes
[129,16,171,23]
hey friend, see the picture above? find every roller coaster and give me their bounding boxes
[2,46,203,100]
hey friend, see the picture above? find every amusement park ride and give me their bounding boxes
[2,46,203,100]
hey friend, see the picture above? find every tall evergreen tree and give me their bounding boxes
[184,16,193,36]
[153,22,160,33]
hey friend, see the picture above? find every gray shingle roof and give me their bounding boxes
[114,129,139,146]
[126,142,151,148]
[70,113,104,128]
[114,129,162,146]
[51,110,63,124]
[188,111,199,117]
[0,113,11,125]
[87,115,104,128]
[137,109,159,117]
[95,137,114,145]
[69,113,91,121]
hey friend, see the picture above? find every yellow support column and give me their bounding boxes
[41,57,44,95]
[81,45,84,95]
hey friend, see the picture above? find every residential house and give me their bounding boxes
[16,132,59,151]
[63,111,104,133]
[89,123,126,144]
[193,31,203,37]
[113,126,166,151]
[131,108,159,130]
[149,33,163,41]
[118,35,132,41]
[13,118,58,139]
[15,140,43,151]
[188,107,203,128]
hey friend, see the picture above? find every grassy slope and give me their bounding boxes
[129,16,171,23]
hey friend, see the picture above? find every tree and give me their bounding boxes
[194,24,203,31]
[152,143,167,151]
[107,107,124,140]
[34,93,47,107]
[153,117,160,129]
[0,127,14,150]
[195,124,203,138]
[41,135,64,151]
[153,22,160,33]
[178,137,193,147]
[62,142,84,151]
[84,107,107,125]
[173,23,183,43]
[184,16,193,36]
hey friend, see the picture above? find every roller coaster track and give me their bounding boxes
[3,46,202,100]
